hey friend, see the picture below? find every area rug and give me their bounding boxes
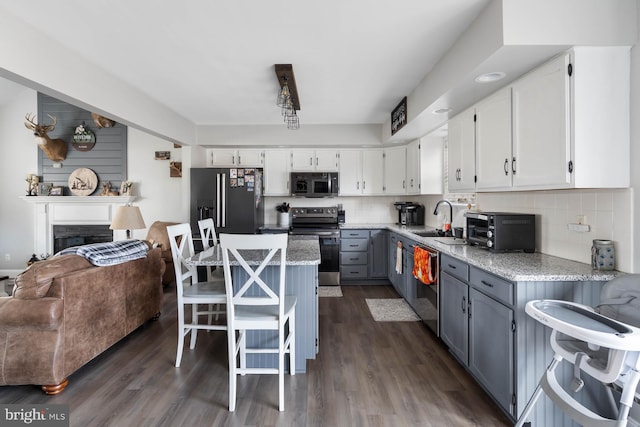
[365,298,420,322]
[319,286,343,297]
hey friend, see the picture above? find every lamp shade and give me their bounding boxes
[110,205,146,231]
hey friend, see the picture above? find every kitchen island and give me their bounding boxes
[187,235,320,373]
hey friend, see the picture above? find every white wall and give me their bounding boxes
[125,128,186,239]
[630,1,640,274]
[0,88,38,271]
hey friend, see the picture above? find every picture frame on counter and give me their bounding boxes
[50,186,63,196]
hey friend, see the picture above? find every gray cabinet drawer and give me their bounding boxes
[341,229,369,239]
[440,255,469,282]
[470,267,513,306]
[341,265,367,278]
[341,238,368,252]
[340,252,367,265]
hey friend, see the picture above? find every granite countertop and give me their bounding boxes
[340,223,620,282]
[187,235,320,266]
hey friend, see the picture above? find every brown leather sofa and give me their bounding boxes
[146,221,179,286]
[0,248,164,394]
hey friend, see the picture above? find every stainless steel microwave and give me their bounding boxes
[466,212,536,253]
[290,172,339,197]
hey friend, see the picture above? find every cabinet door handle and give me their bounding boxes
[480,280,494,288]
[403,180,406,189]
[363,181,366,190]
[349,257,359,261]
[448,264,457,269]
[357,181,360,190]
[504,158,509,175]
[349,244,358,248]
[461,296,466,314]
[238,155,242,165]
[309,157,313,166]
[512,157,516,175]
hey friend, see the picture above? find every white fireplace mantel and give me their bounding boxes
[21,196,137,255]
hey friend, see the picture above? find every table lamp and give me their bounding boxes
[110,205,146,239]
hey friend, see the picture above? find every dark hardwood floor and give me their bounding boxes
[0,284,511,426]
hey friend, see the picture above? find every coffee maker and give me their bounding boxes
[394,202,425,226]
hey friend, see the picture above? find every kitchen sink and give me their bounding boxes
[412,230,445,238]
[434,237,468,245]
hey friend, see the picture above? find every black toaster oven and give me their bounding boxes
[466,212,536,253]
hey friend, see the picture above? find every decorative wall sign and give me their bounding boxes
[155,151,170,160]
[170,161,182,177]
[391,96,407,135]
[68,167,98,196]
[72,122,96,151]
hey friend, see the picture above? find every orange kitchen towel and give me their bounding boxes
[413,246,436,285]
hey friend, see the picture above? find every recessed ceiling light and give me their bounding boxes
[432,108,452,114]
[475,72,506,83]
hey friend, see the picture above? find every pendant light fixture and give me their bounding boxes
[275,64,300,130]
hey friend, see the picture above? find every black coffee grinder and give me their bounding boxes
[394,202,425,226]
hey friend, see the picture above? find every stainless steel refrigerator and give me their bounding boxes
[190,168,264,241]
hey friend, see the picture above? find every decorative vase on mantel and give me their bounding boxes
[71,122,96,152]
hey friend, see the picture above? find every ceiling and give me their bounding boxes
[0,0,492,126]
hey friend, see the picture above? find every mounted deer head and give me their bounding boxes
[91,112,116,128]
[24,113,68,162]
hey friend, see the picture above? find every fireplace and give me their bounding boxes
[53,224,113,254]
[21,195,136,256]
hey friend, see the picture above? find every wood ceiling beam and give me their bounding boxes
[275,64,300,111]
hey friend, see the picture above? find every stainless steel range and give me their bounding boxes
[289,206,340,286]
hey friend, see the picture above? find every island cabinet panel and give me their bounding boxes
[439,253,610,425]
[231,265,318,374]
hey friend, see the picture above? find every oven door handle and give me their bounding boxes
[313,231,340,237]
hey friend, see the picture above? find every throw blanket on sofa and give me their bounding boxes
[57,240,149,267]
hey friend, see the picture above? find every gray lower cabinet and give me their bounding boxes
[468,287,514,415]
[439,253,609,425]
[369,229,388,278]
[440,269,469,363]
[340,229,388,282]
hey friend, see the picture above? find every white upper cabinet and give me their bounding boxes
[512,48,630,190]
[362,149,384,195]
[475,87,513,191]
[338,149,363,195]
[290,149,338,171]
[447,107,476,192]
[263,149,290,196]
[420,132,444,195]
[511,54,571,189]
[207,148,264,167]
[383,146,407,194]
[406,139,421,194]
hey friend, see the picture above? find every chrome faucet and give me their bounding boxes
[433,199,453,236]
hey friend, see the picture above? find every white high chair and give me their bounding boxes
[516,299,640,427]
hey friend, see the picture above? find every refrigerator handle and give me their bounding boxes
[221,173,227,228]
[216,174,221,228]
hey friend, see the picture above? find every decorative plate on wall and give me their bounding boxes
[68,168,98,196]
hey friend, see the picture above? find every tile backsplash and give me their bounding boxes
[265,188,633,272]
[474,189,633,272]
